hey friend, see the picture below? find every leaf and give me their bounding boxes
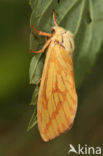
[28,0,103,129]
[74,0,103,86]
[30,85,39,105]
[29,53,44,84]
[27,105,37,131]
[28,85,39,131]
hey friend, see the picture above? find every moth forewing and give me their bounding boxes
[37,27,77,142]
[31,12,77,142]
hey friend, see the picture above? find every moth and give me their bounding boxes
[31,11,77,142]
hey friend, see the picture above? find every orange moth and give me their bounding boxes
[31,11,77,142]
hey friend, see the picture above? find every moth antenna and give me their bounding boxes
[53,10,58,26]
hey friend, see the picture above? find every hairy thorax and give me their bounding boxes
[51,26,75,56]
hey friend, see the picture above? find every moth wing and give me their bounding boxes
[37,43,77,142]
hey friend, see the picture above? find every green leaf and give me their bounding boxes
[30,85,39,105]
[29,53,44,84]
[27,105,37,131]
[28,85,39,130]
[29,0,103,129]
[74,0,103,86]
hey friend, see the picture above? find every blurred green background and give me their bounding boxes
[0,1,103,156]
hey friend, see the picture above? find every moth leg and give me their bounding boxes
[53,10,58,26]
[30,39,51,54]
[36,79,41,85]
[32,25,52,37]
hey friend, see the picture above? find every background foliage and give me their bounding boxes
[0,0,103,156]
